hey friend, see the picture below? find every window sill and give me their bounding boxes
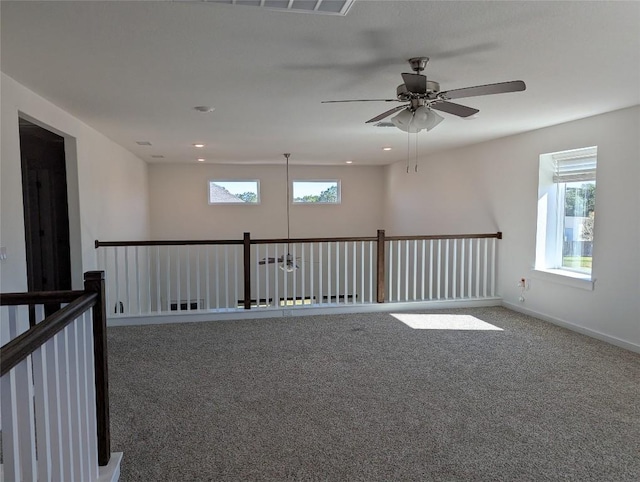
[532,268,595,291]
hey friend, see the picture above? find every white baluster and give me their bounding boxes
[215,246,220,310]
[476,238,481,298]
[327,242,332,304]
[421,240,426,300]
[67,320,85,480]
[155,246,161,313]
[176,246,182,311]
[256,244,260,308]
[265,244,270,307]
[452,239,457,299]
[125,247,130,314]
[135,246,141,314]
[196,246,201,311]
[166,246,171,312]
[186,246,191,311]
[444,239,449,299]
[352,241,357,304]
[413,240,417,301]
[335,242,340,304]
[388,241,393,302]
[58,326,75,482]
[310,243,314,305]
[397,241,401,301]
[483,238,488,298]
[301,243,306,305]
[369,241,373,303]
[468,239,474,298]
[491,238,497,297]
[33,336,53,481]
[205,247,210,310]
[460,239,466,298]
[114,248,120,315]
[429,240,434,300]
[45,332,64,480]
[1,367,22,481]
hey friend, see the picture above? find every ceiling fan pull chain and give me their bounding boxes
[415,131,419,173]
[406,129,410,174]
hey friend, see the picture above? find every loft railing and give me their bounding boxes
[0,271,111,481]
[95,231,501,318]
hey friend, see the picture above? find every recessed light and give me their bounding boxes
[345,161,353,164]
[136,141,152,146]
[151,155,165,159]
[193,143,205,148]
[193,105,215,113]
[382,147,392,151]
[197,158,205,162]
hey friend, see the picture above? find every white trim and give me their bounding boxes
[107,298,502,327]
[503,301,639,354]
[97,452,123,482]
[532,268,595,290]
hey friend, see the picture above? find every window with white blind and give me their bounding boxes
[535,146,597,281]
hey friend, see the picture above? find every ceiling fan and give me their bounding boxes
[322,57,526,133]
[259,153,299,272]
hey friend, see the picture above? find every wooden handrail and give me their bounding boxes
[1,290,86,306]
[385,232,502,241]
[96,239,243,248]
[96,232,501,249]
[0,293,97,376]
[0,271,111,467]
[250,236,378,244]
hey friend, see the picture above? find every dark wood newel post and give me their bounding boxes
[376,229,386,303]
[243,232,252,310]
[84,270,111,466]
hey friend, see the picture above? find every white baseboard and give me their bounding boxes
[503,301,640,354]
[107,298,503,327]
[98,452,123,482]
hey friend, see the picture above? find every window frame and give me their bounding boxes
[291,179,341,205]
[208,179,261,205]
[534,146,597,287]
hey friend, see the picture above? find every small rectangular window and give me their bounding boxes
[536,147,597,277]
[292,180,340,204]
[209,180,260,204]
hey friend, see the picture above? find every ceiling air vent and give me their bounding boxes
[180,0,356,16]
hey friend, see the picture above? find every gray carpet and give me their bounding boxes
[107,307,640,481]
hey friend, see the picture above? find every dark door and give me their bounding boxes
[19,118,72,292]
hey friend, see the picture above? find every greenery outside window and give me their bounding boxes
[208,180,260,204]
[292,180,340,204]
[535,146,597,279]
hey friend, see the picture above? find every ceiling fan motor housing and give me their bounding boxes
[397,80,441,104]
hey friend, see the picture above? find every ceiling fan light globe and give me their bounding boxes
[413,106,444,132]
[391,109,422,133]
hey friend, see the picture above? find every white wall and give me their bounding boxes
[149,163,385,240]
[384,106,640,350]
[0,73,150,291]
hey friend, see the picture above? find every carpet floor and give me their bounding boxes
[107,307,640,481]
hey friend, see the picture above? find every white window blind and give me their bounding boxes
[553,146,597,183]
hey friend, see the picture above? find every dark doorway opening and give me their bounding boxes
[19,118,72,295]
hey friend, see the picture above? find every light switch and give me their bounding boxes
[0,247,7,261]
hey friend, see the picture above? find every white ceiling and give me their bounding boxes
[2,1,639,166]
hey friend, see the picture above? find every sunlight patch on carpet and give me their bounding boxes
[391,313,503,331]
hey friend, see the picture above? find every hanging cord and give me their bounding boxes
[415,127,419,172]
